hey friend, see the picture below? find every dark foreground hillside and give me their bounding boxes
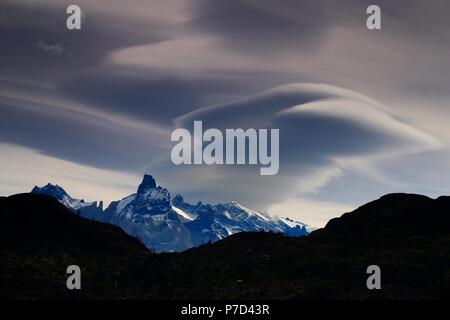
[1,193,449,299]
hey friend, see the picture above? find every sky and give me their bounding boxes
[1,0,450,227]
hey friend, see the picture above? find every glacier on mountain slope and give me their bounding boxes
[32,174,311,252]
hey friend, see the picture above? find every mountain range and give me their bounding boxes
[1,192,449,299]
[31,174,310,252]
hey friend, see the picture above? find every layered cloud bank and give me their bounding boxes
[150,84,440,225]
[1,0,450,226]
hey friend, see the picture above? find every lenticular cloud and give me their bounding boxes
[156,83,441,210]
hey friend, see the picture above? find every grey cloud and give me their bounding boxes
[58,71,266,125]
[309,150,450,207]
[152,84,439,209]
[189,0,340,52]
[177,83,439,162]
[190,0,450,47]
[0,95,167,172]
[60,74,203,125]
[0,2,164,83]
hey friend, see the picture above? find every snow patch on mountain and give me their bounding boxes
[116,195,136,213]
[172,206,196,221]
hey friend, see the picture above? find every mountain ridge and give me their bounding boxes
[32,174,310,252]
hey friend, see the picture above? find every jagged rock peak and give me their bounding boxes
[31,183,68,200]
[137,174,157,194]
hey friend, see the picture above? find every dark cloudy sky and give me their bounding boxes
[1,0,450,226]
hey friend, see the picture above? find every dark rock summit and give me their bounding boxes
[136,174,157,194]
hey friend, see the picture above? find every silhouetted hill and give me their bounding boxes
[1,193,449,299]
[0,193,152,299]
[320,193,450,237]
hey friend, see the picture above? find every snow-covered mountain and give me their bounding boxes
[32,174,311,252]
[31,183,103,218]
[172,195,310,247]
